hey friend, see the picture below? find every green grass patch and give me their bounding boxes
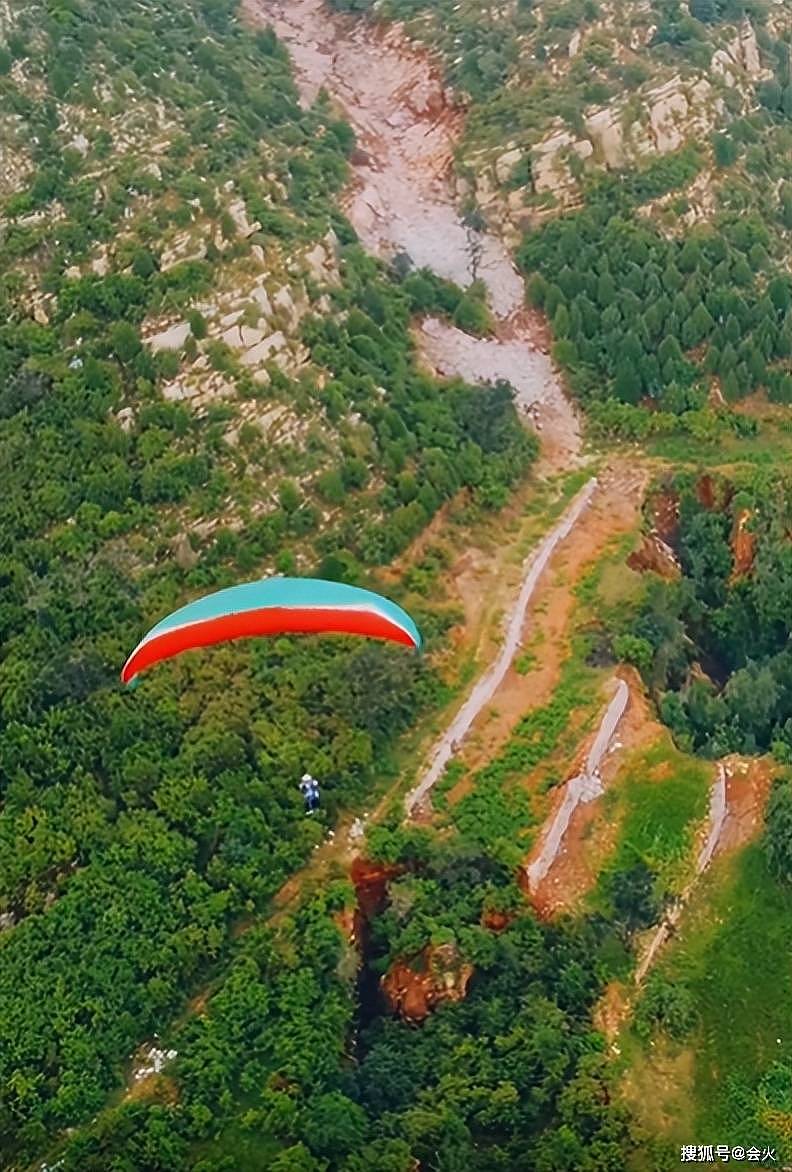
[627,845,792,1163]
[448,650,601,862]
[192,1122,282,1169]
[593,736,712,904]
[645,419,792,468]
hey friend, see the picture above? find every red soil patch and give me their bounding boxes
[696,473,717,510]
[627,531,680,579]
[696,472,733,513]
[350,857,405,919]
[528,673,663,919]
[481,907,512,932]
[652,488,680,545]
[729,508,756,582]
[717,755,774,855]
[381,941,473,1024]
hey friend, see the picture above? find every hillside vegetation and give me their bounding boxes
[2,0,792,1169]
[0,0,535,1164]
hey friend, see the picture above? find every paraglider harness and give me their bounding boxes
[299,773,320,815]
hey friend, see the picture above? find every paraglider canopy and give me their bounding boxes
[121,576,422,687]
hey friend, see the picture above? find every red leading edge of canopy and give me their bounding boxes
[120,605,418,684]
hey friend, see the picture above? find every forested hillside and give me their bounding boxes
[628,471,792,759]
[337,0,792,432]
[0,0,534,1165]
[2,0,792,1169]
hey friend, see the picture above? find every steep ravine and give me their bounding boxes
[246,0,582,466]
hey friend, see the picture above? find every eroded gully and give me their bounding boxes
[245,0,582,469]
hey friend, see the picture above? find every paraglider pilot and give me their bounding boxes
[299,773,320,815]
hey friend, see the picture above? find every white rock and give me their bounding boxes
[148,321,191,352]
[304,242,329,282]
[648,78,689,153]
[273,286,295,318]
[221,325,243,348]
[585,109,624,168]
[227,198,260,237]
[241,332,286,366]
[495,147,523,185]
[252,286,272,316]
[738,20,762,78]
[116,406,135,433]
[240,325,265,348]
[162,381,194,402]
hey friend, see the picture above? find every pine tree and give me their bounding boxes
[768,277,791,316]
[732,257,753,286]
[689,0,717,22]
[722,370,739,400]
[613,361,642,404]
[725,315,741,344]
[672,291,691,321]
[678,237,701,273]
[553,303,571,338]
[682,303,715,349]
[712,133,738,168]
[662,263,683,293]
[719,341,738,374]
[596,271,616,308]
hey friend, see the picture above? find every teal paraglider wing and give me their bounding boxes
[121,577,421,686]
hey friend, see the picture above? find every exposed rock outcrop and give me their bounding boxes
[627,531,681,579]
[381,941,473,1024]
[730,508,756,581]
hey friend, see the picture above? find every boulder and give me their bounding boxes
[585,108,624,168]
[227,198,260,237]
[148,321,191,352]
[303,241,329,282]
[647,77,689,153]
[240,332,286,366]
[171,532,198,570]
[116,406,136,433]
[737,20,762,78]
[239,325,266,348]
[251,286,273,316]
[495,146,522,185]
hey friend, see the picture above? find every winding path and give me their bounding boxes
[525,677,630,890]
[634,763,727,985]
[405,478,598,815]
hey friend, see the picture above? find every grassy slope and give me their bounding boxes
[624,844,792,1164]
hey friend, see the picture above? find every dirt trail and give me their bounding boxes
[444,461,648,790]
[525,678,629,892]
[245,0,582,466]
[529,675,662,917]
[405,478,598,815]
[634,763,727,985]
